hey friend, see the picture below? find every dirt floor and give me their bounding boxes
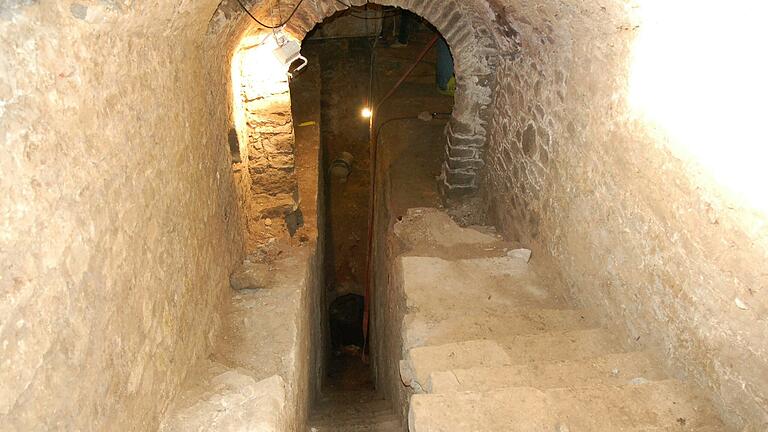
[301,17,454,395]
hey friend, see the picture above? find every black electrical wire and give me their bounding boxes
[235,0,306,28]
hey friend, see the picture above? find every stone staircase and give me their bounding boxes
[309,391,403,432]
[393,208,728,432]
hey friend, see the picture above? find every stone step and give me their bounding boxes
[309,390,402,431]
[311,408,398,425]
[401,329,627,391]
[309,420,405,432]
[499,328,627,364]
[632,427,726,432]
[311,410,395,424]
[313,396,391,413]
[403,308,599,351]
[409,380,726,431]
[401,255,567,313]
[400,339,511,392]
[425,351,668,393]
[310,418,402,431]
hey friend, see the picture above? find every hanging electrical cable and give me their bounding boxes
[360,34,445,362]
[235,0,307,28]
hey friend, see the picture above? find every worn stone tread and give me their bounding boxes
[310,418,402,431]
[426,351,668,393]
[309,391,402,431]
[409,380,725,431]
[310,399,402,431]
[311,407,397,425]
[394,209,728,431]
[313,398,391,416]
[310,416,401,429]
[499,328,627,363]
[401,340,511,391]
[403,307,599,350]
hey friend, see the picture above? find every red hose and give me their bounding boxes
[361,34,440,363]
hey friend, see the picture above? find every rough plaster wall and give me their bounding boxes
[483,0,768,429]
[0,0,243,429]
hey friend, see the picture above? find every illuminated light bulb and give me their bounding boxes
[361,107,373,119]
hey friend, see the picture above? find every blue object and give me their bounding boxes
[436,38,454,90]
[397,11,410,45]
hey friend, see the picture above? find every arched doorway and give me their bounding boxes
[220,0,510,428]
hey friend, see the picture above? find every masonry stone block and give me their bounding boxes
[445,143,479,160]
[446,156,485,172]
[442,163,477,186]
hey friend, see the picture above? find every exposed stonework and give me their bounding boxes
[3,0,766,430]
[393,209,726,431]
[213,0,511,197]
[1,0,501,428]
[482,1,768,430]
[232,40,300,250]
[161,52,324,432]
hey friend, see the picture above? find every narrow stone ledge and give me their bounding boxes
[160,246,319,432]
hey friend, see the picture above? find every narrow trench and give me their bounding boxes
[317,33,374,393]
[298,8,454,430]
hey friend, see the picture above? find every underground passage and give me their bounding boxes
[2,0,768,431]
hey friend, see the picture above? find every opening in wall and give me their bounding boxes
[228,127,242,164]
[230,31,304,250]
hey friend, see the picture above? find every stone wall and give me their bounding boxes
[482,1,768,429]
[4,0,765,429]
[307,6,382,40]
[0,0,243,429]
[236,42,300,249]
[0,0,470,428]
[212,0,509,197]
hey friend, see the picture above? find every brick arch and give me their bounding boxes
[283,0,503,196]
